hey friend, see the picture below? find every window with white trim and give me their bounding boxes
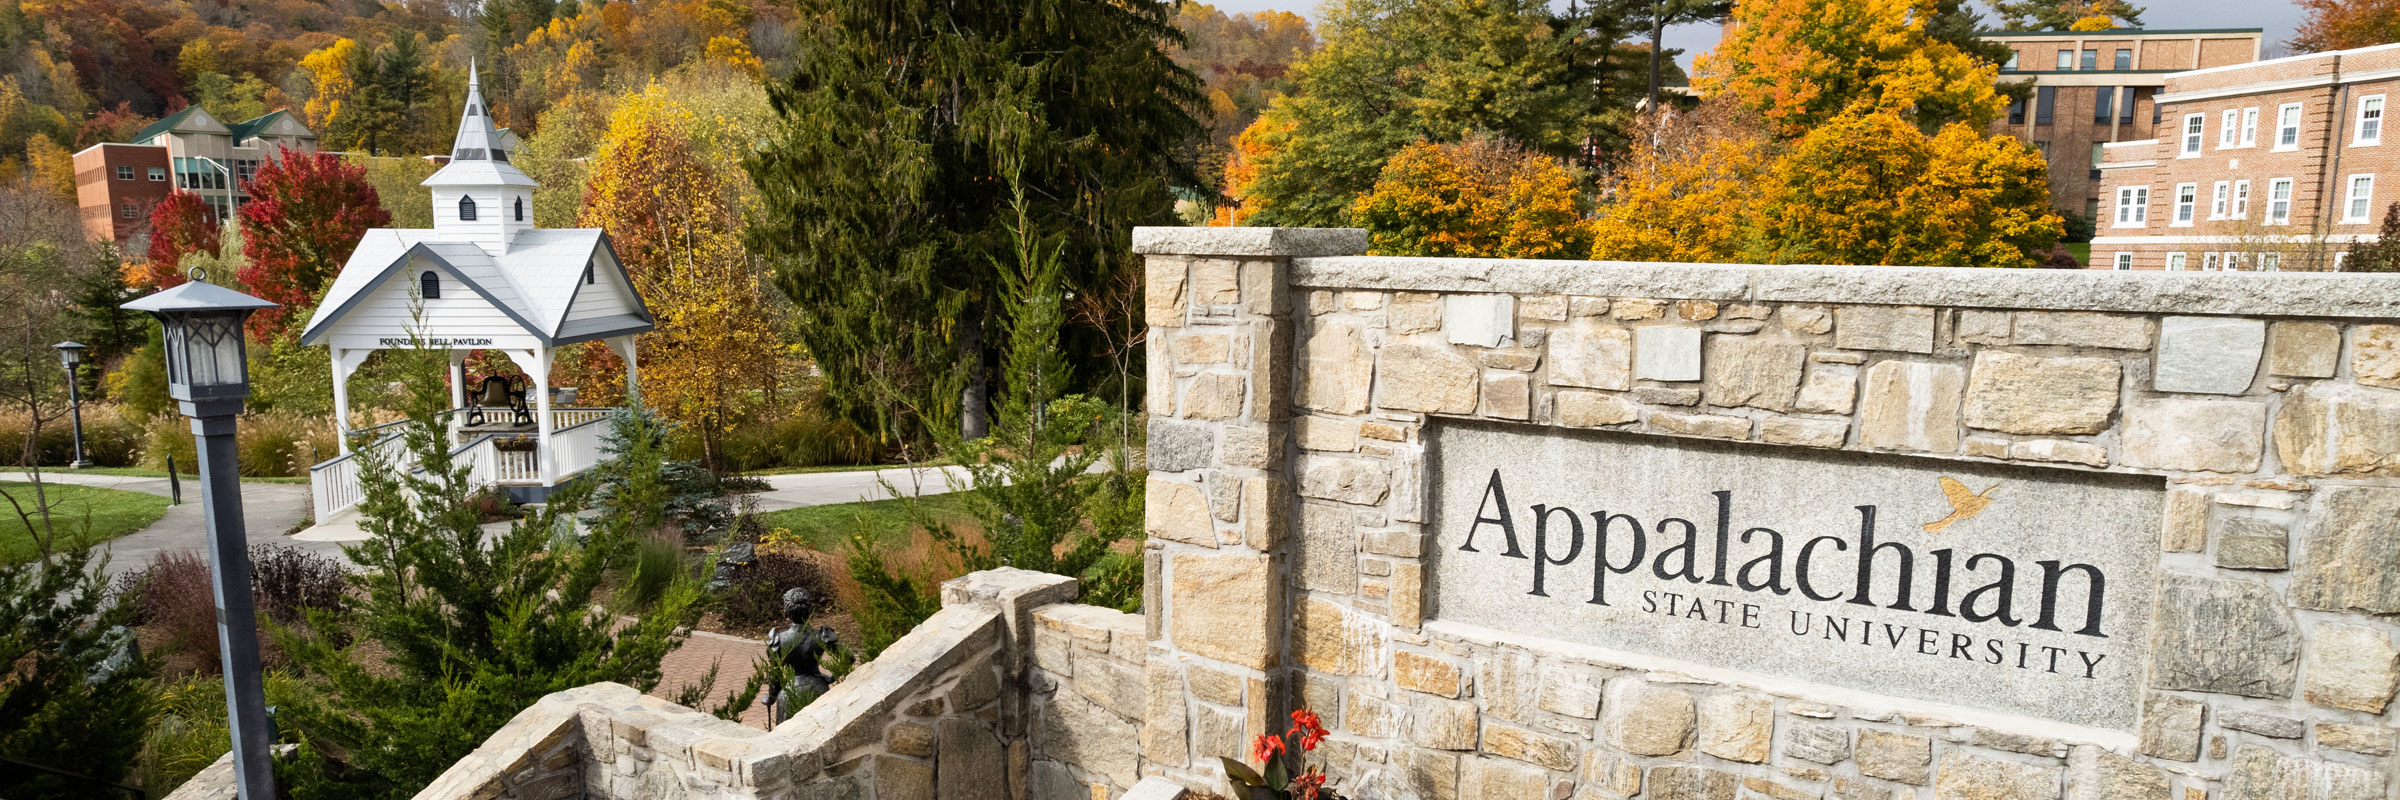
[2233,180,2251,219]
[2056,50,2074,70]
[2220,110,2239,148]
[2211,181,2230,219]
[114,166,133,181]
[2167,252,2188,271]
[2113,252,2133,271]
[2240,107,2259,146]
[2269,178,2294,224]
[2277,103,2303,149]
[2173,183,2198,225]
[2202,252,2222,271]
[2261,252,2282,272]
[147,167,165,181]
[2115,186,2150,226]
[2344,174,2376,223]
[2358,95,2384,146]
[2182,114,2206,156]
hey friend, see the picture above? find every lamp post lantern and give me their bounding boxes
[52,341,91,468]
[122,273,279,800]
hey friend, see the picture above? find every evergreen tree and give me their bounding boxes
[347,36,434,156]
[2344,202,2400,272]
[0,547,156,800]
[744,0,1203,442]
[1991,0,2144,31]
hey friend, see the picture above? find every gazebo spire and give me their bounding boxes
[448,59,508,163]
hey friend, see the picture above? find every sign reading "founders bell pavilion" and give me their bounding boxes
[1428,422,2163,732]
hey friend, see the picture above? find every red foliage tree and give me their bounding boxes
[141,192,220,289]
[236,147,391,337]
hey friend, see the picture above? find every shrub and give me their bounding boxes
[0,405,145,468]
[709,403,884,472]
[116,545,347,676]
[716,518,841,632]
[135,673,308,797]
[138,411,337,477]
[0,546,157,800]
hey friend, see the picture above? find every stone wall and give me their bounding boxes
[1134,227,2400,800]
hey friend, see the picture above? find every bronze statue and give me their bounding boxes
[762,587,841,723]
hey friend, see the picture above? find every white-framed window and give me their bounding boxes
[114,166,133,181]
[2240,107,2260,146]
[2358,95,2384,146]
[2344,174,2376,222]
[2261,252,2282,272]
[2057,50,2074,70]
[118,203,137,219]
[2233,180,2252,218]
[2113,252,2134,271]
[2167,252,2188,271]
[2220,109,2240,147]
[2211,181,2231,219]
[2203,252,2222,271]
[2277,103,2303,150]
[2182,114,2206,156]
[147,167,165,181]
[2269,178,2294,224]
[2174,183,2199,225]
[2115,185,2151,226]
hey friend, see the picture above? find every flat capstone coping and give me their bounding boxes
[1131,226,1370,258]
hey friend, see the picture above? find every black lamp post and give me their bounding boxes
[52,341,90,468]
[122,273,279,800]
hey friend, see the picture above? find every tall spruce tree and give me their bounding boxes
[745,0,1203,441]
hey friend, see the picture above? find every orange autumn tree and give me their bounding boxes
[2291,0,2400,52]
[1695,0,2006,136]
[1349,137,1592,258]
[1750,110,2057,267]
[576,81,784,467]
[1590,103,1774,262]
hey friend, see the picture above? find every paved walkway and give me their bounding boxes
[11,471,341,578]
[742,464,972,512]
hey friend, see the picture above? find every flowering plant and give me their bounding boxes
[1220,709,1339,800]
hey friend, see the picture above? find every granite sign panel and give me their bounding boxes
[1429,422,2162,731]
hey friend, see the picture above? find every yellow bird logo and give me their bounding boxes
[1924,476,2000,534]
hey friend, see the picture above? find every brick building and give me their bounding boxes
[1982,28,2263,222]
[2093,43,2399,271]
[71,105,317,255]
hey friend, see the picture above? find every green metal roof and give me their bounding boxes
[133,105,205,144]
[227,110,288,142]
[1980,27,2263,38]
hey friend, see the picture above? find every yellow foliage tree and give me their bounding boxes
[297,39,359,132]
[1749,110,2060,267]
[1590,105,1774,262]
[2069,14,2117,30]
[1695,0,2005,136]
[24,133,75,202]
[1215,109,1291,226]
[1349,137,1593,259]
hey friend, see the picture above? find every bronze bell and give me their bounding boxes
[476,376,513,406]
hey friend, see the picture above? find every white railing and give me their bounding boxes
[308,409,622,521]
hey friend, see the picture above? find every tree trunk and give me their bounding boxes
[960,302,990,441]
[1647,1,1666,110]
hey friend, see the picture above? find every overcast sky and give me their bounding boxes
[1202,0,2311,70]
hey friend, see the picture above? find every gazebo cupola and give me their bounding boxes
[423,62,535,254]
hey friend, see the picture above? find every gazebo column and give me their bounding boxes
[329,348,372,453]
[447,350,468,442]
[506,347,555,485]
[605,335,639,406]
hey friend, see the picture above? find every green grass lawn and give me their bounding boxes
[754,492,975,552]
[2067,242,2092,267]
[0,481,170,565]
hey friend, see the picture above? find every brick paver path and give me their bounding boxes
[655,628,774,728]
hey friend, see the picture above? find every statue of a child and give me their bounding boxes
[762,587,842,724]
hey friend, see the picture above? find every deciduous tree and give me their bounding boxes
[1350,137,1593,259]
[1697,0,2008,137]
[2345,203,2400,272]
[2292,0,2400,52]
[1590,104,1774,262]
[141,191,218,289]
[235,148,391,337]
[1749,110,2059,267]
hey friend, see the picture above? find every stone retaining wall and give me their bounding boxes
[1132,227,2400,800]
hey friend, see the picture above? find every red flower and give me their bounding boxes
[1290,709,1328,750]
[1292,767,1328,800]
[1250,732,1285,764]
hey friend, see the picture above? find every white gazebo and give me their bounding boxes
[298,65,652,526]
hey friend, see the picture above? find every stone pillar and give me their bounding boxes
[1131,227,1367,787]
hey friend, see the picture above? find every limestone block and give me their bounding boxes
[1296,417,1359,452]
[1346,291,1386,311]
[1835,306,1936,353]
[2222,745,2388,800]
[1395,651,1462,697]
[2220,711,2304,738]
[2160,487,2209,553]
[1391,562,1424,627]
[2147,573,2298,699]
[1484,724,1575,771]
[1782,305,1833,335]
[1970,729,2057,757]
[1956,310,2011,345]
[1302,323,1372,414]
[1961,351,2121,435]
[1186,665,1243,706]
[1569,296,1609,318]
[1697,693,1773,763]
[1647,766,1737,800]
[1410,695,1481,750]
[1294,596,1381,676]
[1182,373,1246,420]
[1377,343,1479,414]
[1932,752,2057,800]
[2154,316,2264,394]
[1582,752,1644,798]
[2120,398,2265,473]
[2292,487,2400,614]
[1482,349,1540,371]
[1240,259,1282,316]
[1390,292,1443,334]
[1187,258,1239,306]
[1830,777,1900,800]
[1194,703,1244,761]
[1549,325,1634,391]
[2137,693,2203,762]
[1963,435,2010,459]
[1145,258,1187,328]
[2315,723,2395,755]
[1635,326,1702,382]
[1603,681,1695,756]
[1855,730,1931,785]
[2214,517,2288,570]
[1241,476,1282,550]
[1169,554,1275,670]
[2267,321,2340,378]
[887,721,935,757]
[1144,478,1214,547]
[2274,383,2400,477]
[2007,439,2107,467]
[1297,504,1359,594]
[1520,294,1569,321]
[877,755,935,800]
[1537,668,1602,719]
[1298,457,1388,506]
[1147,419,1213,472]
[1612,297,1669,321]
[1633,386,1702,406]
[2356,324,2400,389]
[1172,333,1230,365]
[1555,390,1639,428]
[1072,650,1142,718]
[1396,749,1461,800]
[2305,623,2399,714]
[1649,410,1751,440]
[1458,757,1548,800]
[1795,362,1859,414]
[1703,336,1806,411]
[1483,371,1531,420]
[1036,690,1137,789]
[1141,662,1187,768]
[1858,360,1965,453]
[1783,721,1850,764]
[1218,426,1274,470]
[2011,311,2151,349]
[2067,747,2168,800]
[1122,777,1190,800]
[1476,648,1539,723]
[937,718,1007,800]
[1446,295,1515,347]
[1760,417,1848,448]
